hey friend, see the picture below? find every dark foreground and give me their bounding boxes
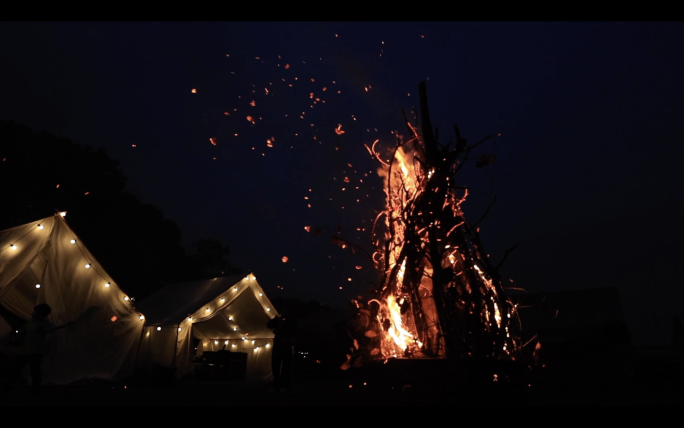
[1,358,682,406]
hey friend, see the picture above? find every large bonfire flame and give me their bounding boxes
[363,82,521,361]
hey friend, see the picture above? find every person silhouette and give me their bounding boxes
[1,304,72,394]
[267,306,296,393]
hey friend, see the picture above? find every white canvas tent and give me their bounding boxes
[0,214,145,384]
[135,274,278,380]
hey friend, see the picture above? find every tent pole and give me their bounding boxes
[172,324,180,366]
[133,323,146,370]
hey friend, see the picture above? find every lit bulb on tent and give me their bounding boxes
[252,340,255,344]
[124,296,129,301]
[188,317,193,322]
[70,239,76,244]
[85,263,91,268]
[233,327,237,331]
[139,315,145,320]
[225,340,228,345]
[10,244,17,250]
[214,340,218,345]
[105,282,111,288]
[242,337,246,340]
[234,287,238,291]
[267,308,271,311]
[266,344,270,348]
[156,327,161,331]
[228,316,232,320]
[178,327,182,332]
[35,284,41,289]
[206,308,210,312]
[37,224,44,230]
[259,293,263,297]
[220,298,225,303]
[59,212,67,217]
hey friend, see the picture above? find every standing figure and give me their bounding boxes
[267,306,296,393]
[1,304,72,394]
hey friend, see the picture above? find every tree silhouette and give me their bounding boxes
[0,119,236,300]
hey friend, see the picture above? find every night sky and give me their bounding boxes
[2,22,683,346]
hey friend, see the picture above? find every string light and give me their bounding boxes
[220,298,225,303]
[70,239,76,244]
[233,327,237,331]
[59,212,67,217]
[35,284,41,289]
[157,327,161,331]
[10,244,17,250]
[266,343,270,348]
[205,308,210,313]
[214,340,218,345]
[259,293,263,297]
[37,224,43,230]
[224,340,228,345]
[105,282,111,288]
[234,287,238,291]
[188,317,193,321]
[178,327,182,332]
[85,263,91,268]
[124,296,129,301]
[139,315,145,320]
[228,316,232,320]
[267,308,271,311]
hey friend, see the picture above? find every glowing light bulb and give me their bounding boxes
[224,341,228,345]
[234,287,238,291]
[139,315,145,320]
[157,327,161,331]
[220,298,225,303]
[266,344,270,348]
[242,337,246,341]
[228,316,232,320]
[38,224,44,230]
[178,327,182,332]
[205,308,210,312]
[233,327,237,331]
[10,244,17,250]
[251,340,255,344]
[124,296,129,301]
[59,212,67,217]
[85,263,91,268]
[214,340,218,345]
[259,293,263,297]
[105,282,111,288]
[188,317,193,321]
[70,239,76,244]
[35,284,41,289]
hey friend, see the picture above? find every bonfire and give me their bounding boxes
[347,82,521,364]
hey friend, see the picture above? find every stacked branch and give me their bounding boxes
[362,82,521,361]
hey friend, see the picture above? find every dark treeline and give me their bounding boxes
[0,120,239,300]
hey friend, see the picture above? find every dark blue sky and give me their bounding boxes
[1,22,683,345]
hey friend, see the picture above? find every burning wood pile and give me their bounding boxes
[348,82,521,366]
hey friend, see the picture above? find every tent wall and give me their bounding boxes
[0,216,144,384]
[137,326,178,367]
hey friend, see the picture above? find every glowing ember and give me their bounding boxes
[282,256,289,263]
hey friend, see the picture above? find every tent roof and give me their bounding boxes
[137,273,275,326]
[0,214,144,384]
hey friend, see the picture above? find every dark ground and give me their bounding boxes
[1,357,682,406]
